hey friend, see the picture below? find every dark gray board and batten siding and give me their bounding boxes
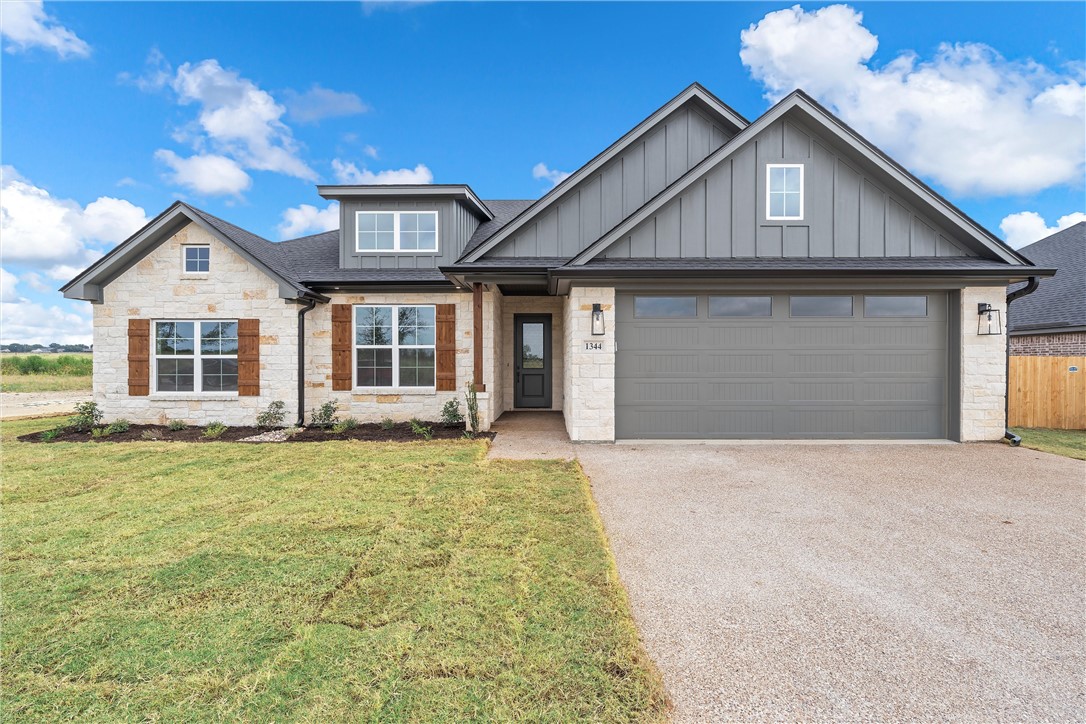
[488,106,736,258]
[601,117,976,260]
[338,199,482,270]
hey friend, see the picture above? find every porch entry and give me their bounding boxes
[513,314,552,408]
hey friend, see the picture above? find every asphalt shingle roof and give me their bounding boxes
[1008,222,1086,333]
[461,200,536,257]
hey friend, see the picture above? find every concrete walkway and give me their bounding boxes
[486,411,575,460]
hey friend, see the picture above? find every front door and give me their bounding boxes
[514,314,552,408]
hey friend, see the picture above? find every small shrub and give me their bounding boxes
[166,419,187,432]
[69,401,103,432]
[203,421,228,439]
[40,427,63,442]
[309,401,339,429]
[440,399,464,427]
[283,426,302,438]
[331,417,359,434]
[256,400,287,429]
[379,416,395,431]
[91,427,109,439]
[464,382,480,438]
[409,418,433,441]
[140,429,160,441]
[106,419,130,434]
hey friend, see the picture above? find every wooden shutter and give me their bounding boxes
[128,318,150,396]
[237,319,260,396]
[435,303,457,392]
[332,304,353,391]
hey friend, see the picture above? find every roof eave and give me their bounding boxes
[316,184,493,221]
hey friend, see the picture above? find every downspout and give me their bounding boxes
[1003,277,1040,446]
[296,295,318,427]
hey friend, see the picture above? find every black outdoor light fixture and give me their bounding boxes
[978,302,1002,335]
[591,303,605,335]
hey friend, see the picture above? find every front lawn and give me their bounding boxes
[1010,427,1086,460]
[1,417,665,722]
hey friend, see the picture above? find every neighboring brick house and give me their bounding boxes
[1008,223,1086,356]
[62,85,1052,441]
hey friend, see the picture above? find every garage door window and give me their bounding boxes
[709,296,772,317]
[790,295,853,317]
[634,296,697,318]
[864,296,928,317]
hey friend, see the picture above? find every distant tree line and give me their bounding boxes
[1,343,93,353]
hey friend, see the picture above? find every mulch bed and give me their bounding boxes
[18,421,494,444]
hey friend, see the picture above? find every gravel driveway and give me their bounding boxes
[579,443,1085,722]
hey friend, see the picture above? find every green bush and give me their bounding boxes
[409,418,433,441]
[105,419,131,434]
[91,427,109,439]
[140,429,159,441]
[440,399,463,427]
[464,383,480,438]
[203,421,228,439]
[68,401,103,432]
[166,419,187,432]
[309,401,339,429]
[331,418,359,434]
[379,417,395,431]
[40,427,63,442]
[256,400,287,429]
[0,354,92,376]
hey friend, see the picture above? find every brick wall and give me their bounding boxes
[1010,332,1086,356]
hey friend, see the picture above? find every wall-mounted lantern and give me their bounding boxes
[591,303,606,336]
[978,302,1002,335]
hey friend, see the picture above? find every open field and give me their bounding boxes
[1010,427,1086,460]
[0,417,665,722]
[0,355,92,393]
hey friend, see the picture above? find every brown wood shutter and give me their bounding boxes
[237,319,260,396]
[435,303,457,392]
[128,318,150,396]
[331,304,353,391]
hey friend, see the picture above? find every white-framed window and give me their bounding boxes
[154,320,238,393]
[766,164,803,220]
[183,245,210,273]
[356,211,438,252]
[354,305,436,388]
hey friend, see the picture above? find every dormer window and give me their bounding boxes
[766,164,803,221]
[356,211,438,252]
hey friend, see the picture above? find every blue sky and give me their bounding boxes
[2,1,1084,343]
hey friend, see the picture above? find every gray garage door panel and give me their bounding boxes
[616,292,948,439]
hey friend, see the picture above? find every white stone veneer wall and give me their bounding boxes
[499,295,565,414]
[960,286,1009,441]
[304,289,499,430]
[562,286,615,442]
[92,223,299,426]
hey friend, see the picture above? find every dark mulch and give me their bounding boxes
[17,421,493,444]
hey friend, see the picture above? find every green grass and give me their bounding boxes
[1,417,665,722]
[1,354,93,392]
[0,374,92,393]
[1010,427,1086,460]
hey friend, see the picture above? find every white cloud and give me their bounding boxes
[362,145,379,159]
[154,150,252,197]
[20,271,51,293]
[0,0,90,58]
[1,166,149,269]
[0,297,91,345]
[331,159,433,185]
[999,211,1086,249]
[0,267,19,303]
[170,59,316,180]
[532,162,571,188]
[739,4,1086,196]
[283,84,369,124]
[277,202,339,239]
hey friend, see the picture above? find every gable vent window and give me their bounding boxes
[356,211,438,253]
[766,164,803,220]
[183,245,210,273]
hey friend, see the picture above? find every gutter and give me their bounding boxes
[1003,277,1041,446]
[295,295,320,427]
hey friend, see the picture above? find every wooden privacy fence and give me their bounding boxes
[1009,355,1086,429]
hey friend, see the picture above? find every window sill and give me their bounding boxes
[352,387,437,395]
[180,273,210,279]
[149,393,238,401]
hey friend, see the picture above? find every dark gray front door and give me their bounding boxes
[514,314,552,408]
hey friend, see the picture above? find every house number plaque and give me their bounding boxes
[584,341,603,351]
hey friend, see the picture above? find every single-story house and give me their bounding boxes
[62,84,1054,442]
[1008,222,1085,355]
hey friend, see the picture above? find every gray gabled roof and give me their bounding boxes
[1008,222,1086,333]
[461,200,536,257]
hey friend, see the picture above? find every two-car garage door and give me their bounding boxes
[615,291,948,439]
